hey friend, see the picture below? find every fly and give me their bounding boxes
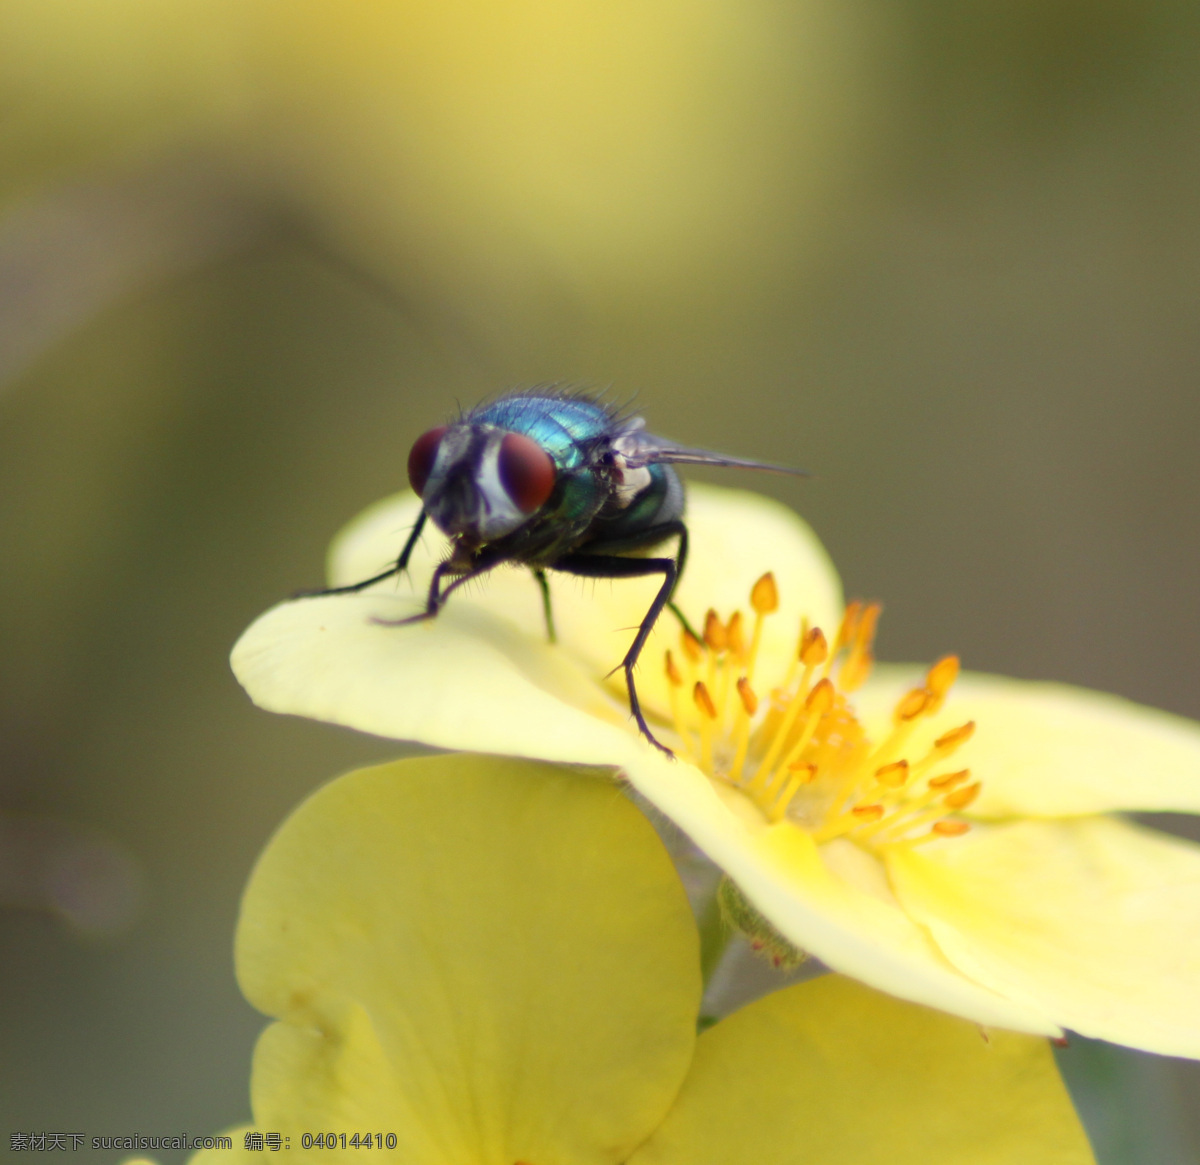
[310,388,802,755]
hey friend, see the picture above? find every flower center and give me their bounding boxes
[663,574,979,851]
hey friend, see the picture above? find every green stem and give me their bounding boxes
[697,889,733,990]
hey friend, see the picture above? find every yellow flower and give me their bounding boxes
[185,754,1093,1165]
[232,485,1200,1055]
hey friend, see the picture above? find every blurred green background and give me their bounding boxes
[2,1,1199,1161]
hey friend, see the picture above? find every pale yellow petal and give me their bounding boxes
[888,816,1200,1056]
[326,483,842,722]
[854,667,1200,817]
[230,591,636,764]
[631,976,1094,1165]
[621,749,1061,1035]
[237,755,700,1165]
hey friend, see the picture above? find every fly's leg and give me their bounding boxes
[552,546,683,758]
[296,510,428,598]
[533,568,557,643]
[370,550,500,628]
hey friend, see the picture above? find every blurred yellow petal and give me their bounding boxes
[888,817,1200,1057]
[622,746,1061,1036]
[631,976,1093,1165]
[854,668,1200,818]
[237,754,699,1164]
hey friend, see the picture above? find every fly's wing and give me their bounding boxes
[612,417,806,476]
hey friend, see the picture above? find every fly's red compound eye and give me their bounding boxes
[498,431,556,513]
[407,426,448,497]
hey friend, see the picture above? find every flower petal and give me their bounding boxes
[231,591,636,764]
[887,816,1200,1057]
[237,755,700,1164]
[621,749,1062,1035]
[326,483,843,722]
[630,976,1094,1165]
[853,667,1200,817]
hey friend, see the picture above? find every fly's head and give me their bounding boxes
[407,422,557,546]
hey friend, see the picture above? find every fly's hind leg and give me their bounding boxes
[552,544,684,757]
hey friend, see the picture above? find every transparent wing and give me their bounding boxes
[614,422,806,476]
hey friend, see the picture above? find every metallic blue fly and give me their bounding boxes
[313,388,800,755]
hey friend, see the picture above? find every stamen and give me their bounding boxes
[851,804,885,822]
[750,572,779,614]
[730,676,758,783]
[664,650,693,761]
[874,760,910,789]
[839,602,880,692]
[681,629,703,664]
[943,781,981,811]
[924,655,960,712]
[703,610,727,654]
[927,768,970,791]
[756,678,834,793]
[694,681,717,773]
[726,611,747,660]
[932,820,971,837]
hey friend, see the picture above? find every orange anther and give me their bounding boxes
[851,804,885,822]
[934,721,976,752]
[855,603,882,650]
[736,676,759,716]
[787,761,818,782]
[895,688,930,722]
[665,650,682,687]
[750,572,779,614]
[805,678,835,714]
[799,627,829,666]
[943,781,981,810]
[836,600,864,648]
[925,655,960,699]
[703,609,727,653]
[874,760,910,789]
[681,629,703,663]
[693,681,717,720]
[927,768,970,790]
[931,820,971,838]
[726,610,746,656]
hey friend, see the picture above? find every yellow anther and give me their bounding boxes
[805,677,835,715]
[736,676,759,717]
[943,781,981,811]
[874,760,910,789]
[799,627,829,667]
[895,688,930,722]
[927,768,970,790]
[934,721,976,753]
[703,609,727,653]
[726,611,747,658]
[787,761,818,782]
[925,655,960,700]
[681,629,703,664]
[665,650,682,687]
[840,602,880,692]
[750,572,779,614]
[694,681,717,721]
[851,804,885,823]
[932,820,971,838]
[836,600,863,649]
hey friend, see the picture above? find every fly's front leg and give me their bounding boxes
[533,569,557,644]
[370,549,501,628]
[297,510,429,598]
[552,549,682,757]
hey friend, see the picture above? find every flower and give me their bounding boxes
[184,754,1094,1165]
[232,484,1200,1055]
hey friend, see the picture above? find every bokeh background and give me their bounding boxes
[2,1,1199,1161]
